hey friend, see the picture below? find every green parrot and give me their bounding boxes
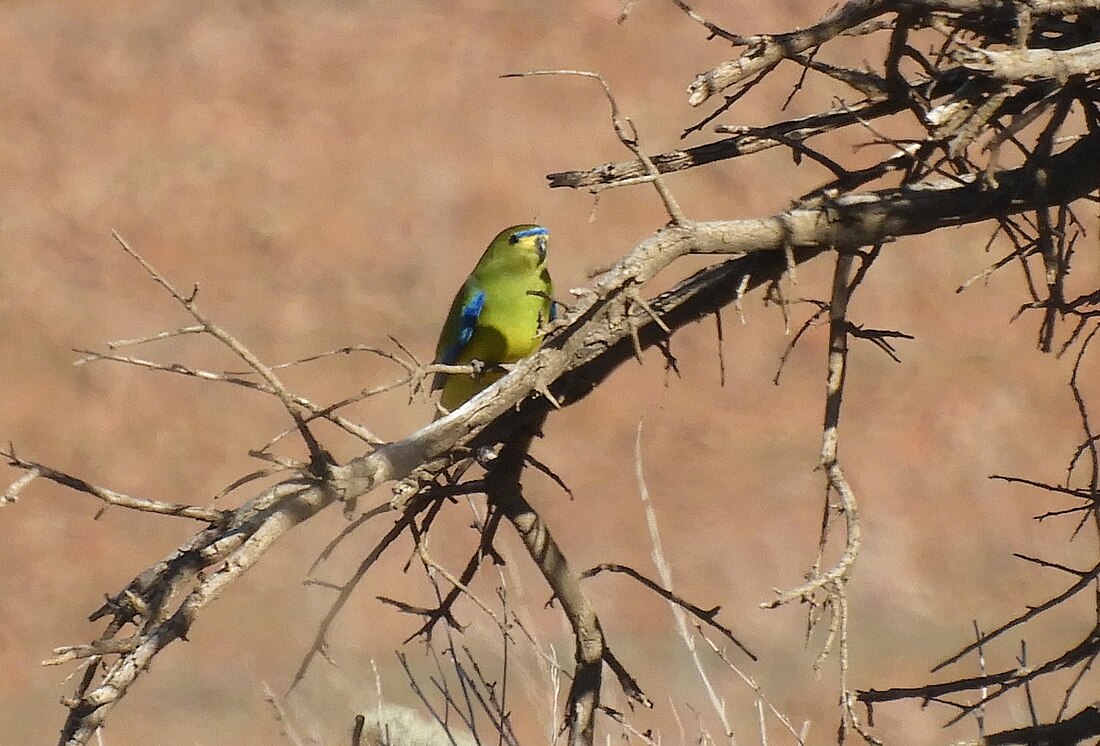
[432,224,555,414]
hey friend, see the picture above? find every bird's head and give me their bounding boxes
[477,224,549,273]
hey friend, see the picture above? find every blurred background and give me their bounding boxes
[2,1,1098,744]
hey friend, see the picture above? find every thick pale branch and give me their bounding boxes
[912,0,1100,14]
[957,40,1100,81]
[687,0,889,107]
[59,479,329,745]
[687,0,1100,107]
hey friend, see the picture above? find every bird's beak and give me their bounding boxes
[535,235,548,264]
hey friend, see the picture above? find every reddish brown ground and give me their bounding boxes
[2,2,1098,744]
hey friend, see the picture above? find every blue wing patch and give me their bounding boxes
[440,288,485,364]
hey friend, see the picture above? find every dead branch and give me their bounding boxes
[3,449,225,523]
[548,99,906,190]
[484,417,617,746]
[956,40,1100,81]
[580,563,755,659]
[686,0,890,107]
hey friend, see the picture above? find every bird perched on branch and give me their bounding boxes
[432,224,555,415]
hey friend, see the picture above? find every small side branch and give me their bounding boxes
[548,98,903,190]
[109,232,332,468]
[766,251,864,608]
[506,70,685,223]
[4,449,226,523]
[580,563,755,660]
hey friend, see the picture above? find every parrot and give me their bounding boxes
[432,224,555,414]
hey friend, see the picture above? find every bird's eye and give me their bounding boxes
[508,234,520,245]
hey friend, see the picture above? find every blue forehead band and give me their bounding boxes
[513,226,548,239]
